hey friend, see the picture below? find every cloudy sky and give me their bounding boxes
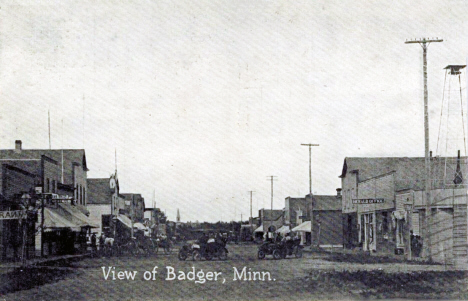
[0,0,467,222]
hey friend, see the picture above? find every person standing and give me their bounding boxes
[91,233,97,255]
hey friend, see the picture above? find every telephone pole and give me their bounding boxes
[248,191,255,236]
[301,144,319,194]
[48,110,51,149]
[266,176,278,233]
[405,37,443,261]
[266,176,278,210]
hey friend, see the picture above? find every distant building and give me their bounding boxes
[120,193,145,222]
[284,197,308,229]
[256,209,284,239]
[87,177,124,236]
[307,190,343,248]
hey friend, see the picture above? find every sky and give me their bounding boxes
[0,0,467,222]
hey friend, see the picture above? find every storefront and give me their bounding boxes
[396,188,468,265]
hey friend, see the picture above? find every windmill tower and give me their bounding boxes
[176,208,180,223]
[434,65,467,188]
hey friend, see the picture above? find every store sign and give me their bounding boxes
[352,198,384,204]
[0,210,27,220]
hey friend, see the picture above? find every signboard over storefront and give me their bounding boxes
[352,198,385,204]
[0,210,27,220]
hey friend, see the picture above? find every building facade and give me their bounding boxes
[307,191,343,248]
[120,193,146,223]
[340,156,468,266]
[284,197,308,229]
[0,140,92,260]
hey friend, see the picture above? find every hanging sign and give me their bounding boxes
[0,210,27,220]
[352,199,384,204]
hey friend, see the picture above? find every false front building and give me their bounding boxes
[340,155,467,267]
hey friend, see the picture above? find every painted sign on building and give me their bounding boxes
[352,199,385,204]
[0,210,27,220]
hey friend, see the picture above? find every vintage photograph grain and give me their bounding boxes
[0,0,467,300]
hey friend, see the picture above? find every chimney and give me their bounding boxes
[15,140,22,152]
[336,188,342,197]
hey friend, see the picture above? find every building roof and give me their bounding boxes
[121,193,143,199]
[305,194,342,211]
[313,195,342,211]
[87,178,113,204]
[340,156,467,191]
[0,148,87,185]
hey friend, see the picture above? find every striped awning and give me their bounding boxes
[43,207,80,232]
[57,203,99,228]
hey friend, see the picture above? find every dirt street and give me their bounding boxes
[2,244,467,300]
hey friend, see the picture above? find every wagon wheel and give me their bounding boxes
[282,249,287,259]
[192,250,202,261]
[294,246,303,258]
[164,242,172,255]
[258,250,266,259]
[178,250,188,261]
[148,239,158,256]
[273,249,282,260]
[218,249,228,261]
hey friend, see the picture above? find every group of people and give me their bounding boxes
[198,232,227,248]
[265,232,301,243]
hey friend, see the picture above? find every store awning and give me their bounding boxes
[57,203,98,228]
[116,214,133,229]
[276,225,290,234]
[254,224,264,233]
[43,207,80,232]
[75,204,90,216]
[133,222,147,230]
[291,221,311,232]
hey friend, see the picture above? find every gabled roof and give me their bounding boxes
[87,178,113,204]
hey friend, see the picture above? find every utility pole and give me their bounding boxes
[301,144,319,194]
[266,176,278,235]
[248,191,254,238]
[266,176,278,211]
[405,37,443,261]
[301,143,319,240]
[48,110,51,149]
